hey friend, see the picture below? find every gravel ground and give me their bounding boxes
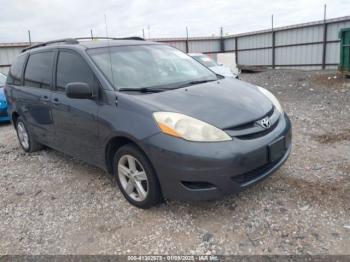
[0,70,349,255]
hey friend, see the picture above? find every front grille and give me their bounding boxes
[236,119,279,139]
[231,154,284,185]
[228,106,275,131]
[224,106,281,139]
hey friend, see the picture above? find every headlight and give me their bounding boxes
[153,112,232,142]
[256,86,283,113]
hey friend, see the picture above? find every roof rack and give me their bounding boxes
[21,36,144,53]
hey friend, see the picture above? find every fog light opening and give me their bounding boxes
[181,181,216,190]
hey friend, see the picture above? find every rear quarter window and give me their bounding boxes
[24,52,55,89]
[6,54,27,85]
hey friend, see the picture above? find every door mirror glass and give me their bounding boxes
[65,82,92,99]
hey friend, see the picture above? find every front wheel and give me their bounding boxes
[113,144,163,208]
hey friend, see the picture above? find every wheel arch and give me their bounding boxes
[11,111,20,128]
[105,135,150,175]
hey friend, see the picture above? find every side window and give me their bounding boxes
[56,51,95,91]
[7,54,27,85]
[24,52,54,89]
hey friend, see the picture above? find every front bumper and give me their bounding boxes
[143,113,292,201]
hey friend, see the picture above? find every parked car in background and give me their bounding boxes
[5,38,291,208]
[188,53,239,78]
[0,73,10,122]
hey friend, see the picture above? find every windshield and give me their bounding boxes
[0,73,6,86]
[191,55,218,68]
[87,45,217,90]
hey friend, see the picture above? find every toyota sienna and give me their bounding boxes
[5,38,292,208]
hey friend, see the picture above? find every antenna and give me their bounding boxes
[104,14,116,88]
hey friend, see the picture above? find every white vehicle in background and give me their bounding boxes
[188,53,239,78]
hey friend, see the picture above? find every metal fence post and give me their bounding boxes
[220,27,225,52]
[235,37,238,65]
[272,31,276,69]
[322,23,328,69]
[185,27,189,53]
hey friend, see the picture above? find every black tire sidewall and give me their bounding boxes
[113,144,163,208]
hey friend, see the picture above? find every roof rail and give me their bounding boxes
[21,36,145,53]
[21,38,78,53]
[76,36,145,41]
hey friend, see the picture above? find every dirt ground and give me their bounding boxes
[0,70,349,255]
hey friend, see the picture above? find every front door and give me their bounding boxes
[51,50,100,165]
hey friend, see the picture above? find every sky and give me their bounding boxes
[0,0,350,42]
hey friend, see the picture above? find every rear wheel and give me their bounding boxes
[15,116,43,152]
[113,144,163,208]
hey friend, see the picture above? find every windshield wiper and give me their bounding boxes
[118,79,217,93]
[171,79,217,89]
[118,87,167,93]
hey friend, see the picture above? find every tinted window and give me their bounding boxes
[7,54,27,85]
[24,52,54,89]
[56,51,94,91]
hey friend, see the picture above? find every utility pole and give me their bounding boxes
[147,25,150,39]
[28,30,32,45]
[142,28,145,39]
[271,14,274,31]
[90,29,93,40]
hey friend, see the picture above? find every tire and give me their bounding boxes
[15,116,43,153]
[113,144,163,208]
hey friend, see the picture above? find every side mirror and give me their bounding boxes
[65,82,93,99]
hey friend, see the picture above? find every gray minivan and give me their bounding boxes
[5,38,291,208]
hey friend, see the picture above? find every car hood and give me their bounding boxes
[210,66,235,77]
[129,78,273,129]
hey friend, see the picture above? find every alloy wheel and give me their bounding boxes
[17,122,29,150]
[118,155,149,202]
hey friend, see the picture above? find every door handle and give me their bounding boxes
[41,95,49,102]
[52,98,60,105]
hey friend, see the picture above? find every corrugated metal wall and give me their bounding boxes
[188,39,221,53]
[0,45,26,74]
[1,16,350,71]
[156,16,350,70]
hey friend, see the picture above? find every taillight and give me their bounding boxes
[3,83,11,103]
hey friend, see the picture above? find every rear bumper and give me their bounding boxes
[0,107,9,122]
[143,113,292,201]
